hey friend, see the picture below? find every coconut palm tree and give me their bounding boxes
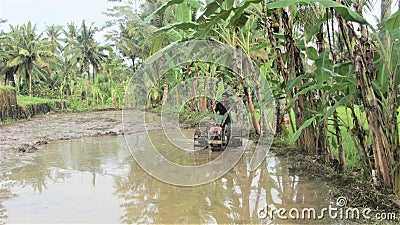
[45,24,63,55]
[106,18,151,71]
[0,30,14,86]
[3,22,53,96]
[65,20,107,83]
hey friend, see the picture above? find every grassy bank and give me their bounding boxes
[0,93,67,125]
[17,95,64,108]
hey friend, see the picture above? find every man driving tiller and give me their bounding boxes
[214,92,231,129]
[194,92,242,150]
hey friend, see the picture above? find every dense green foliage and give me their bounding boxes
[0,20,131,110]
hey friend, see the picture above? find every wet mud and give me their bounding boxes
[0,109,161,171]
[271,145,400,224]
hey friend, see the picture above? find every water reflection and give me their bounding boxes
[0,133,331,224]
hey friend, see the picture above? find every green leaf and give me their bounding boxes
[19,49,30,56]
[290,115,318,144]
[197,0,221,21]
[8,56,24,67]
[315,49,331,69]
[319,94,352,122]
[222,0,234,10]
[150,33,166,55]
[196,10,232,38]
[383,9,400,31]
[176,0,192,22]
[229,0,263,25]
[274,33,285,39]
[285,73,309,90]
[286,83,326,109]
[166,29,182,41]
[333,60,353,76]
[291,4,297,23]
[145,0,185,23]
[249,43,267,52]
[187,0,202,8]
[306,46,319,60]
[374,60,389,94]
[305,17,325,43]
[153,22,198,37]
[35,56,49,68]
[321,67,357,85]
[266,0,369,25]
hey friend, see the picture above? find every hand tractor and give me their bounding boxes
[194,114,242,151]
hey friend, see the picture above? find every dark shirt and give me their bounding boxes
[215,101,231,125]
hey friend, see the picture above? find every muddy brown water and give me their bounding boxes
[0,137,336,224]
[0,111,338,224]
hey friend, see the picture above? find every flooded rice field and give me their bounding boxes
[0,130,334,224]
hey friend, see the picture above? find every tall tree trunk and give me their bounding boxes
[350,103,373,177]
[92,67,96,84]
[28,64,33,96]
[275,100,283,138]
[86,86,89,109]
[161,82,168,105]
[188,64,199,112]
[339,16,393,188]
[70,90,73,109]
[281,9,317,154]
[235,46,261,135]
[175,85,179,106]
[243,85,261,136]
[5,71,13,86]
[267,13,287,137]
[380,0,392,47]
[317,20,333,163]
[195,63,207,112]
[200,74,207,112]
[333,110,346,172]
[112,90,116,108]
[87,67,91,83]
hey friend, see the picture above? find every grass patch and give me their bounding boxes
[17,95,59,106]
[328,106,368,170]
[17,95,67,116]
[0,85,16,91]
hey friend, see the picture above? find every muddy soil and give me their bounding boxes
[270,145,400,224]
[0,109,161,171]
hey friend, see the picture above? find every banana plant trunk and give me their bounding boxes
[235,48,261,135]
[355,50,392,188]
[333,110,346,172]
[200,73,207,112]
[280,9,318,154]
[161,82,168,105]
[348,27,392,189]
